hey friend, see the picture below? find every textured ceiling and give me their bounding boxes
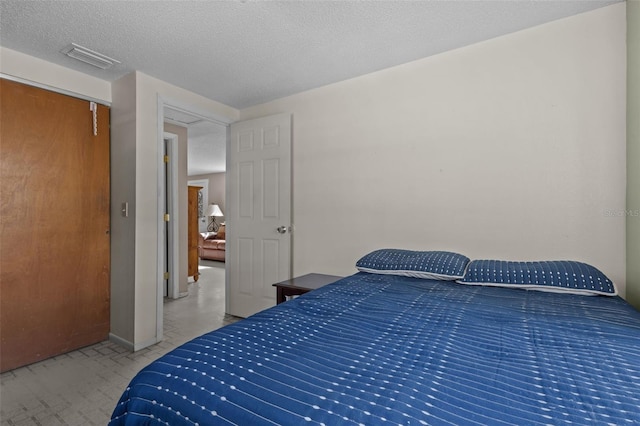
[0,0,620,110]
[0,0,621,175]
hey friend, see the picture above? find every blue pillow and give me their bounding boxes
[457,260,617,296]
[356,249,470,280]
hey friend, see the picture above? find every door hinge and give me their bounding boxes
[164,155,169,163]
[164,213,170,222]
[164,272,170,280]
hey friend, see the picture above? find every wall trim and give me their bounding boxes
[109,333,161,352]
[0,73,111,106]
[109,333,134,351]
[133,337,162,352]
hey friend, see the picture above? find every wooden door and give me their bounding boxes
[0,79,110,372]
[188,186,202,281]
[227,113,292,318]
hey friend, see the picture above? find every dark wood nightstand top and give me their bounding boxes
[273,273,343,304]
[273,273,343,291]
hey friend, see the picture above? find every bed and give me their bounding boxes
[110,250,640,425]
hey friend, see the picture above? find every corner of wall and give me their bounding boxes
[110,72,138,343]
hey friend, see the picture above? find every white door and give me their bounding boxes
[165,136,180,299]
[226,113,292,318]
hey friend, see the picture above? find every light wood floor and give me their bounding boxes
[0,260,239,426]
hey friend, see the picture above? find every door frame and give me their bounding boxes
[156,95,231,340]
[164,133,180,299]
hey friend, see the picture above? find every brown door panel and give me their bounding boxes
[0,79,110,372]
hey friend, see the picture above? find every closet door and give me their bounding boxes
[0,79,110,372]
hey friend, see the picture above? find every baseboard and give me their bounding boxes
[109,334,161,352]
[109,333,134,351]
[133,337,162,352]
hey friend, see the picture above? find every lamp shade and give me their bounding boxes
[205,204,224,217]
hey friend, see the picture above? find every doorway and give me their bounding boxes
[157,98,230,340]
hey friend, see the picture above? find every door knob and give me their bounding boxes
[276,226,288,234]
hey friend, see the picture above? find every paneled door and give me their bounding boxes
[0,79,110,372]
[226,113,291,318]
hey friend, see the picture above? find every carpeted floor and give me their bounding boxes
[0,260,240,426]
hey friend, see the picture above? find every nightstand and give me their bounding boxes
[273,273,343,304]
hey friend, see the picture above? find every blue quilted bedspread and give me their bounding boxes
[110,273,640,425]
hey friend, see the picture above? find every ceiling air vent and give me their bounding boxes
[61,43,120,69]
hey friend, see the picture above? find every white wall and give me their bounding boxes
[110,72,137,345]
[241,4,628,296]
